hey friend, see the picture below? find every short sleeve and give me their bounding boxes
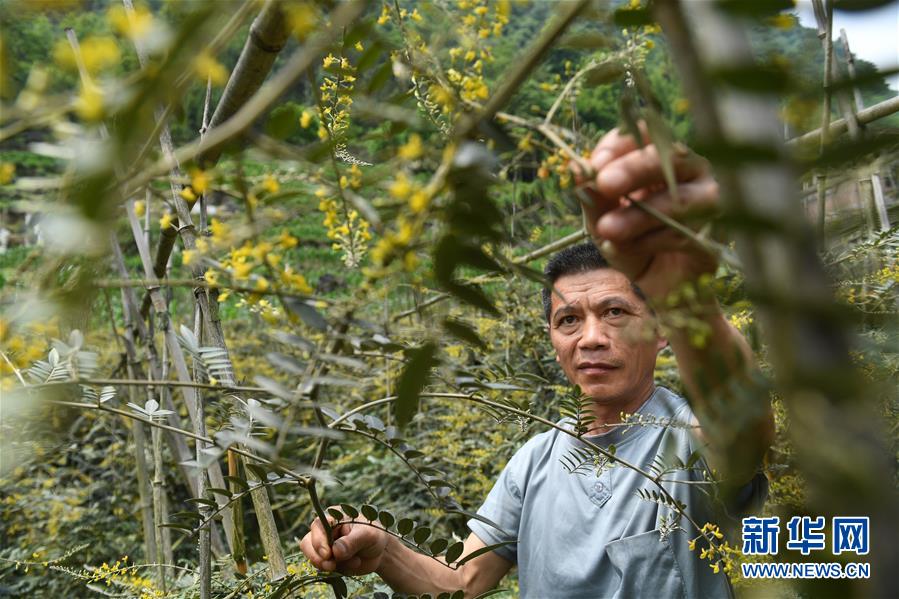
[467,455,524,564]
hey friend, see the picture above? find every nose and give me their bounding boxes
[577,314,610,351]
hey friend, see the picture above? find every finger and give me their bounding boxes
[301,534,337,571]
[332,524,385,561]
[308,517,334,560]
[589,125,651,173]
[596,144,708,201]
[597,179,719,243]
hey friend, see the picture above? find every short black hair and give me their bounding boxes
[541,242,646,322]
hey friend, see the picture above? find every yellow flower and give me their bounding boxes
[0,163,15,185]
[210,218,229,242]
[255,277,270,292]
[278,229,298,249]
[409,190,429,213]
[262,174,280,194]
[389,173,412,199]
[133,199,145,217]
[286,2,317,39]
[768,14,795,29]
[299,110,313,128]
[159,212,173,230]
[180,186,197,203]
[323,53,336,68]
[54,36,120,74]
[107,5,153,40]
[182,249,196,266]
[354,41,364,52]
[265,253,282,268]
[204,270,218,285]
[76,84,104,121]
[190,168,209,194]
[194,52,228,86]
[232,260,253,280]
[403,251,418,271]
[410,8,422,21]
[398,134,423,160]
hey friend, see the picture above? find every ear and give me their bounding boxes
[655,335,668,353]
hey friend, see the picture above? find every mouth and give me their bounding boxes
[577,362,620,376]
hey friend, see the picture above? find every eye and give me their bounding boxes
[607,307,625,318]
[559,314,579,326]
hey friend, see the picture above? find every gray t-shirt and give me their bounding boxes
[468,386,767,598]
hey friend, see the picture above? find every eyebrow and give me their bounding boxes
[552,295,640,321]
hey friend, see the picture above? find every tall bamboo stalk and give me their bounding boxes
[193,303,211,599]
[813,0,835,245]
[150,404,167,593]
[838,28,890,231]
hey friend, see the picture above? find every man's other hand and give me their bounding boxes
[577,126,720,302]
[299,510,388,575]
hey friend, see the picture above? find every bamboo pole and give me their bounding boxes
[192,305,211,598]
[197,0,289,167]
[786,95,899,148]
[812,0,835,243]
[838,28,890,231]
[125,203,239,554]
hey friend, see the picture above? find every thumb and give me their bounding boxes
[332,524,384,561]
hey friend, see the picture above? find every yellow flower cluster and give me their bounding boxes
[0,318,55,389]
[536,149,572,188]
[689,522,738,575]
[319,187,372,268]
[53,36,120,74]
[728,309,754,332]
[88,558,162,598]
[318,48,358,144]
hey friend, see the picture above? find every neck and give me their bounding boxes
[586,379,656,435]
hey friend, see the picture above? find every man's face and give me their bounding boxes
[548,268,665,407]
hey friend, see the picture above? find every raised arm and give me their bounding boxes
[577,127,774,484]
[299,513,512,598]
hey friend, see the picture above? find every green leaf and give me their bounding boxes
[413,526,431,545]
[444,541,465,564]
[397,518,414,536]
[328,508,344,521]
[244,463,268,481]
[361,504,378,521]
[224,475,249,491]
[394,342,439,429]
[455,541,517,567]
[339,504,359,519]
[613,7,654,26]
[207,487,233,499]
[329,575,347,599]
[558,31,613,49]
[710,65,793,93]
[717,0,797,16]
[429,538,448,555]
[378,510,395,529]
[265,103,301,140]
[158,522,193,532]
[583,60,625,86]
[442,318,486,349]
[186,497,217,508]
[283,298,328,331]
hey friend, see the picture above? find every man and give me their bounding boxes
[299,128,774,597]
